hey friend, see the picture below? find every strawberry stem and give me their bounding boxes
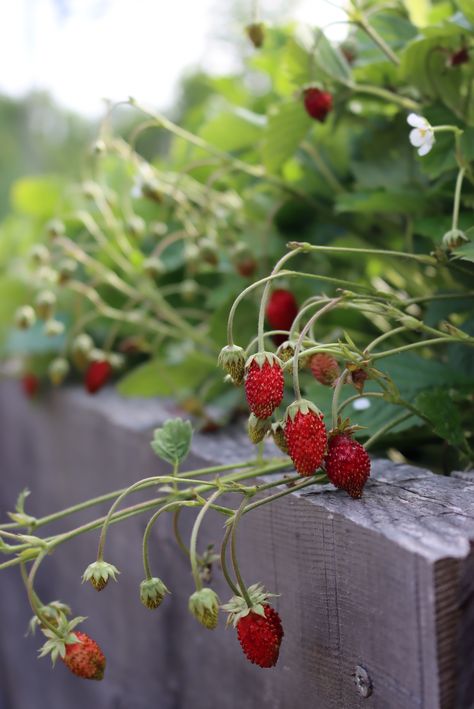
[230,496,253,607]
[189,491,222,591]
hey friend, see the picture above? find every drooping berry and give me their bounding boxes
[247,413,271,444]
[266,290,298,336]
[325,433,370,499]
[237,605,283,668]
[84,360,112,394]
[244,353,284,419]
[310,353,340,386]
[21,374,39,399]
[222,584,283,669]
[61,631,105,681]
[303,88,333,122]
[284,400,327,476]
[245,22,265,48]
[449,47,469,66]
[218,345,246,386]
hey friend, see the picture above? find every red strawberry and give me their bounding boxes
[284,400,327,476]
[266,289,298,333]
[61,631,105,680]
[303,88,333,122]
[310,353,340,386]
[449,47,469,66]
[236,257,257,277]
[22,374,39,399]
[245,353,284,419]
[84,361,112,394]
[325,433,370,499]
[237,604,283,668]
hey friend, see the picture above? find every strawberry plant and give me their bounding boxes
[0,0,474,686]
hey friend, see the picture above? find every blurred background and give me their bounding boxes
[0,0,346,218]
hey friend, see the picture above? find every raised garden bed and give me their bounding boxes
[0,380,473,708]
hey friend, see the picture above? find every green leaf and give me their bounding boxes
[150,418,193,465]
[262,100,311,173]
[415,388,465,445]
[456,0,474,25]
[117,351,215,397]
[11,176,62,218]
[313,28,352,84]
[403,0,431,26]
[455,240,474,263]
[199,108,265,152]
[335,190,425,215]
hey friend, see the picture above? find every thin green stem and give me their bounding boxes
[331,370,349,429]
[288,241,436,265]
[452,167,466,232]
[243,474,327,515]
[257,250,302,351]
[189,491,222,591]
[371,336,460,360]
[230,497,253,607]
[220,524,239,595]
[354,15,400,65]
[173,508,190,558]
[364,326,408,354]
[302,142,345,194]
[337,391,385,415]
[142,501,190,579]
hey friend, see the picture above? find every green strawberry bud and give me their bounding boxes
[82,560,120,591]
[140,577,170,609]
[188,588,220,630]
[48,357,70,386]
[35,290,56,320]
[15,305,36,330]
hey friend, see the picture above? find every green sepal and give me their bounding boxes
[82,560,120,591]
[140,577,170,609]
[284,399,322,422]
[188,587,220,630]
[245,352,282,372]
[221,583,277,627]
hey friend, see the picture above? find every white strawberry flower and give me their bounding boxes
[407,113,435,156]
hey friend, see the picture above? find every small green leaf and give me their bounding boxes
[454,240,474,263]
[415,388,465,446]
[117,352,215,397]
[151,418,193,465]
[262,100,311,173]
[313,28,352,84]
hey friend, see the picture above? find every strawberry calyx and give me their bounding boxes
[284,398,323,423]
[38,615,87,666]
[244,351,282,372]
[222,583,277,627]
[82,560,120,591]
[328,416,365,440]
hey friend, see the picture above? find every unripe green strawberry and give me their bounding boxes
[247,413,271,444]
[325,433,370,499]
[30,244,50,266]
[181,279,199,302]
[44,319,64,337]
[61,631,105,680]
[36,288,57,318]
[46,219,65,239]
[140,577,170,609]
[245,22,265,48]
[271,421,288,454]
[143,256,165,278]
[188,588,220,629]
[48,357,70,386]
[310,353,340,386]
[15,305,36,330]
[218,345,246,385]
[71,333,94,370]
[127,215,145,237]
[284,400,327,476]
[57,258,77,285]
[82,560,120,591]
[244,353,284,419]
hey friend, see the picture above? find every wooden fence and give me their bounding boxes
[0,381,473,709]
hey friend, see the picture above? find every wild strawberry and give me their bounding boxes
[303,88,333,122]
[325,433,370,499]
[237,605,283,668]
[223,584,283,669]
[284,400,327,476]
[246,22,265,48]
[84,360,112,394]
[247,413,271,444]
[310,353,340,386]
[244,353,284,419]
[218,345,246,386]
[271,421,289,454]
[266,290,298,335]
[61,631,105,680]
[22,374,39,399]
[449,47,469,66]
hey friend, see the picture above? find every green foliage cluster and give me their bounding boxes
[1,0,473,471]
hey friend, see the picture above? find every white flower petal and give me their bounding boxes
[418,140,433,156]
[409,128,425,147]
[407,113,426,128]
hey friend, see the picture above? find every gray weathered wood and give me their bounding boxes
[0,380,473,709]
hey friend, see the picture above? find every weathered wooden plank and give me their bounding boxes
[0,381,473,708]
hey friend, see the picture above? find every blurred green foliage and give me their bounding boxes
[0,0,473,470]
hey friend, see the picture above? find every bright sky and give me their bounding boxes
[0,0,347,116]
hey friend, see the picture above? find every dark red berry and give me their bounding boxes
[303,88,333,122]
[84,361,112,394]
[325,433,370,499]
[21,374,39,399]
[237,604,283,668]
